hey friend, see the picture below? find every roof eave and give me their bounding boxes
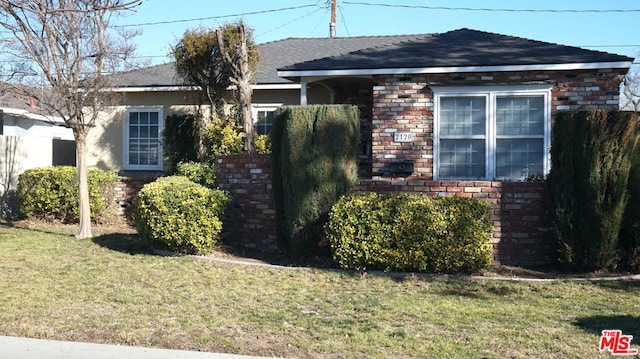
[277,61,634,78]
[105,83,301,93]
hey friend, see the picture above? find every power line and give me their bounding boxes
[342,1,640,13]
[114,4,320,28]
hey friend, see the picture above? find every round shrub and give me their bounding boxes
[325,193,493,274]
[135,176,230,254]
[17,166,116,222]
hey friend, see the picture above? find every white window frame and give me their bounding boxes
[123,106,163,171]
[433,85,552,181]
[251,103,282,135]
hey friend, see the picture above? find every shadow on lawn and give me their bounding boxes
[92,233,155,256]
[574,315,640,337]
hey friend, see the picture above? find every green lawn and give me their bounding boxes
[0,225,638,358]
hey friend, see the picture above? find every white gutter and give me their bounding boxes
[277,61,633,78]
[107,83,301,93]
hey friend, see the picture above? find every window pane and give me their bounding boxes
[439,139,486,179]
[127,110,161,168]
[440,97,485,136]
[496,96,544,136]
[255,110,275,135]
[496,139,544,180]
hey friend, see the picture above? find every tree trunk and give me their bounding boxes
[238,30,254,154]
[74,129,93,239]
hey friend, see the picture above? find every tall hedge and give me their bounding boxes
[271,105,360,255]
[548,110,640,271]
[17,166,116,222]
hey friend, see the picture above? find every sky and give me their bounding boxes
[112,0,640,67]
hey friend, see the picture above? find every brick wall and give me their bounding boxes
[215,154,548,266]
[371,69,626,177]
[357,179,547,266]
[216,154,278,251]
[113,174,160,217]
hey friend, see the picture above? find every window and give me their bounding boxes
[252,104,281,135]
[434,86,551,181]
[124,107,163,170]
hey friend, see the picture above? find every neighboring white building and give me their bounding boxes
[0,91,75,206]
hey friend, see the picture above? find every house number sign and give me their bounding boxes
[394,132,414,143]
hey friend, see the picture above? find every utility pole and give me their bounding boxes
[330,0,337,38]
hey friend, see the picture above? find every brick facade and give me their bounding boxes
[370,69,625,177]
[216,154,278,251]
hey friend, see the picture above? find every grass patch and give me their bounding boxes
[0,225,638,358]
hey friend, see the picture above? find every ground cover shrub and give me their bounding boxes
[325,192,493,274]
[548,110,640,271]
[134,176,229,254]
[271,105,360,255]
[17,166,116,222]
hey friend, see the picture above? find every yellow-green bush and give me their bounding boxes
[176,161,217,189]
[325,193,493,274]
[134,176,230,254]
[17,166,116,222]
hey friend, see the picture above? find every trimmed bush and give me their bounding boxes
[271,105,360,255]
[175,161,217,189]
[325,193,493,274]
[548,110,640,271]
[17,166,116,222]
[135,176,230,254]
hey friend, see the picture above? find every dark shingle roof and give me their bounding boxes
[109,28,634,88]
[109,34,431,87]
[280,28,634,72]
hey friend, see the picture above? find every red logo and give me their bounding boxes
[599,330,638,356]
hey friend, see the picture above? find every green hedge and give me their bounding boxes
[548,110,640,271]
[271,105,360,255]
[17,166,116,222]
[325,193,493,274]
[134,176,230,254]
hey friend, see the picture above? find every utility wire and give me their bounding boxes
[343,1,640,13]
[114,3,320,28]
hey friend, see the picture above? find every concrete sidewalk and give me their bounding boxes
[0,336,280,359]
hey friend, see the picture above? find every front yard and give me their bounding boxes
[0,223,638,358]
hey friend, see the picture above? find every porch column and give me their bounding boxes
[300,79,308,105]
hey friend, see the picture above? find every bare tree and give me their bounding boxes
[0,0,140,238]
[623,68,640,112]
[172,22,260,154]
[215,22,259,153]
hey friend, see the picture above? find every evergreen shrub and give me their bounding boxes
[325,193,493,274]
[163,114,198,173]
[548,110,640,271]
[271,105,360,255]
[17,166,116,222]
[135,176,230,254]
